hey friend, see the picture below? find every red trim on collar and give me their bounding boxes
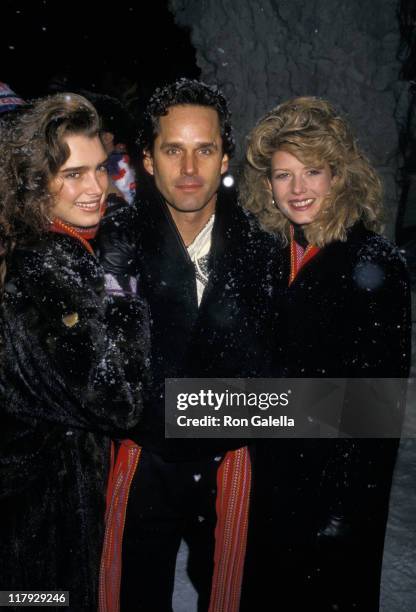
[289,225,320,285]
[49,218,95,255]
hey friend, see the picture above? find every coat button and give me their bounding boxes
[62,312,79,327]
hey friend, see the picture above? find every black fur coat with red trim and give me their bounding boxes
[0,233,148,610]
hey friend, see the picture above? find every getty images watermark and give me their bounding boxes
[165,378,410,439]
[176,388,293,428]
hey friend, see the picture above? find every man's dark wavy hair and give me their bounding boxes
[138,78,235,158]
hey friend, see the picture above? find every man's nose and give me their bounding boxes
[181,152,197,176]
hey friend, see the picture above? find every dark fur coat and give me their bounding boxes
[0,233,148,610]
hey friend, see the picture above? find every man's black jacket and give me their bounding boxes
[98,187,280,460]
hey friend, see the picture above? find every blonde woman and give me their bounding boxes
[241,97,411,611]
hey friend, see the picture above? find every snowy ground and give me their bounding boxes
[381,293,416,612]
[382,436,416,611]
[173,541,197,612]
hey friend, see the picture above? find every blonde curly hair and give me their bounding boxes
[241,97,383,246]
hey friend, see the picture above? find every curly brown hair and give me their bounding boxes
[241,97,383,246]
[0,93,100,249]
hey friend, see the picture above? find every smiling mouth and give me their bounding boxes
[289,198,314,209]
[75,200,101,211]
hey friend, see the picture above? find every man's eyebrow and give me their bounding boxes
[160,142,183,149]
[159,141,218,149]
[197,141,218,149]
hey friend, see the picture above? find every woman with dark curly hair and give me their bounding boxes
[0,93,148,609]
[241,97,411,611]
